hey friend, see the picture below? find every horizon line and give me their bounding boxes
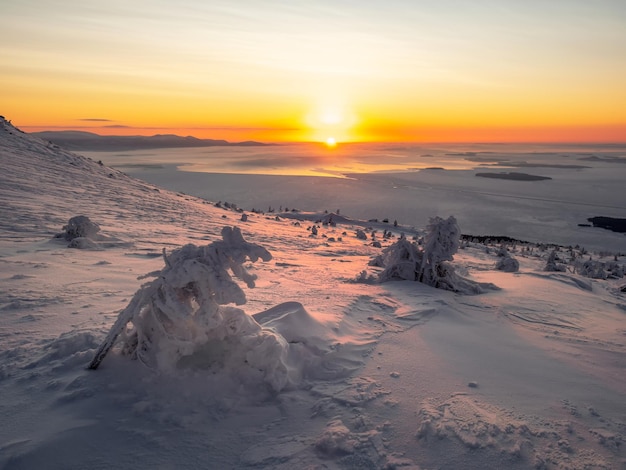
[16,123,626,146]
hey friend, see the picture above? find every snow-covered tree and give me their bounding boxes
[418,216,461,285]
[88,227,300,390]
[495,243,519,272]
[575,259,607,279]
[544,250,566,272]
[371,216,497,294]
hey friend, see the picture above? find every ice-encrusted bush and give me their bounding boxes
[88,227,302,391]
[377,238,421,282]
[495,255,519,273]
[355,229,367,240]
[59,215,100,241]
[544,250,566,272]
[605,261,625,279]
[372,216,497,294]
[575,259,607,279]
[574,258,625,280]
[494,243,520,272]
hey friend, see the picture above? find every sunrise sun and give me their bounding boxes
[325,137,337,147]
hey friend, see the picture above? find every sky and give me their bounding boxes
[2,0,626,143]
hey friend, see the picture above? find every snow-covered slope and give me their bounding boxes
[1,117,625,469]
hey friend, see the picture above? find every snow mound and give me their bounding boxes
[26,331,100,370]
[258,301,368,381]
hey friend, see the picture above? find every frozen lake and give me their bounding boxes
[84,142,626,253]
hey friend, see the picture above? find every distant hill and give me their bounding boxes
[31,130,272,151]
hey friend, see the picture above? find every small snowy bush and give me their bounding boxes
[495,255,519,273]
[575,259,607,279]
[605,261,625,279]
[378,238,421,282]
[59,215,100,241]
[355,229,367,240]
[544,250,566,272]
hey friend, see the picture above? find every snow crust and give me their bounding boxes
[1,117,626,469]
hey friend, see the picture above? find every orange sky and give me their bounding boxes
[2,1,625,143]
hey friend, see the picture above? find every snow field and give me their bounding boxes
[1,117,625,469]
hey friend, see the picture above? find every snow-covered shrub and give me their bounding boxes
[575,259,607,279]
[59,215,100,241]
[496,244,509,257]
[355,229,367,240]
[378,238,421,282]
[368,252,385,268]
[355,270,377,284]
[494,243,519,272]
[495,255,519,273]
[544,250,566,272]
[88,227,304,392]
[372,216,497,294]
[605,261,624,279]
[572,256,626,279]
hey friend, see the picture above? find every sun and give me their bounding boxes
[306,101,358,143]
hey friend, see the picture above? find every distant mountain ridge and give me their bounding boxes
[31,130,272,151]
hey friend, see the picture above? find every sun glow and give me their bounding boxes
[3,2,625,144]
[306,101,358,143]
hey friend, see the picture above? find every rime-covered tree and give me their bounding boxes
[87,227,299,390]
[544,250,566,272]
[418,216,461,285]
[372,215,496,294]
